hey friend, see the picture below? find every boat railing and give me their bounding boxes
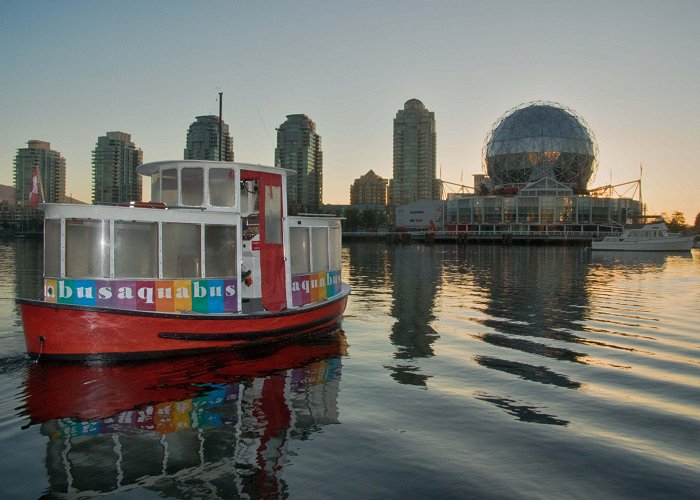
[296,213,345,218]
[92,200,215,212]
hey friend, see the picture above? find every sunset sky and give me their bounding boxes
[1,1,698,220]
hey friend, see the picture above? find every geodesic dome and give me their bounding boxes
[483,102,598,193]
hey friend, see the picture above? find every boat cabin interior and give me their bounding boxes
[41,161,342,315]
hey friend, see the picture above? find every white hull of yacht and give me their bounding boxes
[592,236,694,251]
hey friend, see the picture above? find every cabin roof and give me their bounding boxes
[625,222,666,230]
[137,160,295,177]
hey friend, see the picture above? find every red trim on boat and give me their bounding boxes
[18,284,349,361]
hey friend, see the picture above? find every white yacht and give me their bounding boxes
[592,217,694,252]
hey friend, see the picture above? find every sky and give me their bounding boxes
[1,0,698,220]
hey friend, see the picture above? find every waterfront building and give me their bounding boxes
[275,114,322,215]
[9,140,66,233]
[473,174,491,195]
[92,131,143,204]
[484,102,597,194]
[444,183,640,229]
[350,170,388,206]
[13,140,66,204]
[322,204,350,217]
[396,200,443,231]
[184,115,234,161]
[391,99,437,213]
[394,102,641,234]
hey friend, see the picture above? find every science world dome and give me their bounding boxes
[483,102,598,194]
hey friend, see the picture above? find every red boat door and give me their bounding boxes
[241,169,287,312]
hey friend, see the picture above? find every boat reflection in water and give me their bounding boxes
[590,250,692,271]
[24,329,347,498]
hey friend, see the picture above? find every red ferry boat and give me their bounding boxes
[18,160,350,360]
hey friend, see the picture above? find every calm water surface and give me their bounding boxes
[0,239,699,499]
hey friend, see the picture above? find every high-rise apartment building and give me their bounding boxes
[13,140,66,204]
[92,131,143,204]
[390,99,437,212]
[275,114,322,215]
[350,170,388,206]
[184,115,234,161]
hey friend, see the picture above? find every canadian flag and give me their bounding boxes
[29,167,41,209]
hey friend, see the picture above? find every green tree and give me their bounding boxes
[694,212,700,232]
[665,211,687,233]
[345,208,361,231]
[361,209,377,230]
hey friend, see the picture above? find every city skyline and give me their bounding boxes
[1,2,698,219]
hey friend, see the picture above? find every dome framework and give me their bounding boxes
[483,101,598,194]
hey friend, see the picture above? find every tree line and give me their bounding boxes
[663,211,700,233]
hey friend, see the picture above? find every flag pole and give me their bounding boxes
[29,165,46,209]
[38,167,45,203]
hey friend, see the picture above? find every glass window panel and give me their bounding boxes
[44,219,61,277]
[541,196,555,223]
[329,226,341,270]
[162,223,201,278]
[150,171,161,203]
[114,221,158,278]
[205,225,237,277]
[65,219,109,278]
[290,227,310,274]
[209,168,236,207]
[182,168,203,206]
[265,185,282,244]
[161,169,178,206]
[311,227,329,272]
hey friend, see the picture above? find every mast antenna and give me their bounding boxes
[639,163,643,214]
[218,92,223,161]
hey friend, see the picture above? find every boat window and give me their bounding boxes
[290,227,310,274]
[209,168,236,207]
[204,225,237,277]
[44,219,61,277]
[240,180,259,214]
[65,219,109,278]
[114,221,158,278]
[182,168,204,206]
[150,171,161,203]
[329,226,341,270]
[311,227,329,272]
[162,223,201,278]
[161,169,178,206]
[243,214,259,240]
[265,185,282,244]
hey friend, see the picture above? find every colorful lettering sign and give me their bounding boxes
[291,270,342,307]
[44,279,239,313]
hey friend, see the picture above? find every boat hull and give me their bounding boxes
[591,237,694,251]
[19,284,350,360]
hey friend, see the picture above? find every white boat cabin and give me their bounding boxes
[41,160,342,314]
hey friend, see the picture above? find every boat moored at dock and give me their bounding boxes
[591,216,694,252]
